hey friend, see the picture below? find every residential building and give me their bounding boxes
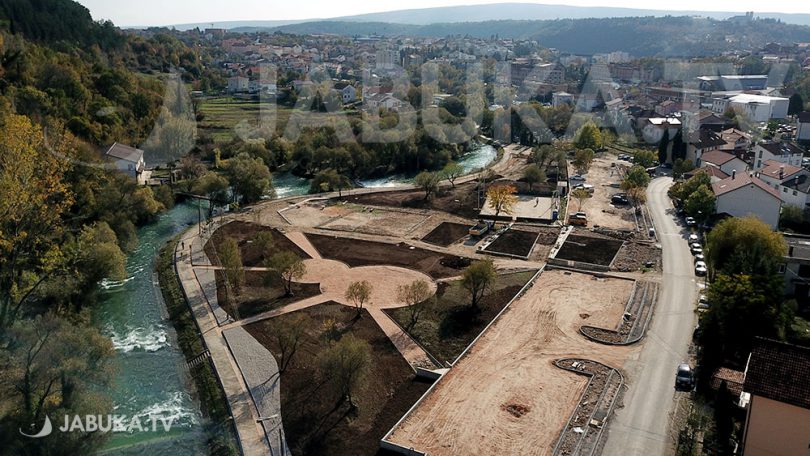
[781,233,810,300]
[686,129,728,166]
[334,83,356,103]
[642,117,681,144]
[376,49,400,70]
[712,93,790,122]
[798,111,810,141]
[752,141,805,170]
[552,91,573,107]
[105,143,145,179]
[227,76,249,93]
[700,150,748,176]
[741,338,810,456]
[712,172,781,229]
[719,128,753,155]
[697,74,768,91]
[756,160,810,208]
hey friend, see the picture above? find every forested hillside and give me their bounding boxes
[0,2,209,453]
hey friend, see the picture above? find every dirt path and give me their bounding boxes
[282,230,323,259]
[386,269,638,456]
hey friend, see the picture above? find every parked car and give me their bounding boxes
[695,261,708,276]
[698,295,710,310]
[569,215,588,226]
[690,243,703,255]
[611,194,629,205]
[675,363,694,390]
[694,253,705,262]
[570,174,586,181]
[688,234,699,242]
[685,216,696,226]
[574,183,595,193]
[572,211,587,218]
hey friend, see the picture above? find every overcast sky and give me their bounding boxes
[75,1,810,27]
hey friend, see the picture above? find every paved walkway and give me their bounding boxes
[282,231,322,259]
[175,227,275,456]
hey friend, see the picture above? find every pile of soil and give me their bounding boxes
[612,242,660,272]
[555,234,624,266]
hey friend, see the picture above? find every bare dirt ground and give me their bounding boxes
[580,156,636,231]
[282,200,432,238]
[386,269,638,456]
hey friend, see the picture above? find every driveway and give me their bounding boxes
[602,176,697,455]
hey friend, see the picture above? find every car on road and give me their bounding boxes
[675,363,694,390]
[694,253,705,262]
[694,261,707,276]
[574,183,595,193]
[688,234,699,242]
[570,174,586,181]
[698,295,710,310]
[690,243,703,255]
[685,216,696,226]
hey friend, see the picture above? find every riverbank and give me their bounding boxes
[156,237,239,456]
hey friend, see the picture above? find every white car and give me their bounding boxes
[694,253,705,262]
[698,294,710,310]
[570,174,586,181]
[695,261,708,276]
[688,234,699,242]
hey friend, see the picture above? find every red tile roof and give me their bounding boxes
[759,160,804,181]
[701,150,738,166]
[744,338,810,410]
[712,172,781,200]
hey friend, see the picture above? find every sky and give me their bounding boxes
[75,0,810,27]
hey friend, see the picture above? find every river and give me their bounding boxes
[94,143,495,454]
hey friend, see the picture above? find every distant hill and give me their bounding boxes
[240,16,810,57]
[168,3,810,30]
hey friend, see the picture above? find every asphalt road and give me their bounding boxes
[602,176,698,456]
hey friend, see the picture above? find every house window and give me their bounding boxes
[778,264,786,274]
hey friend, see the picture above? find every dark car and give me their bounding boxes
[611,194,629,205]
[675,363,694,390]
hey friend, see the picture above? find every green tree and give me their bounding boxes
[684,185,716,225]
[310,168,351,197]
[397,279,434,329]
[254,232,276,263]
[673,158,695,179]
[415,171,440,200]
[523,165,545,192]
[570,187,592,212]
[0,315,115,454]
[657,129,670,164]
[318,334,371,408]
[267,251,306,297]
[670,170,711,202]
[706,217,787,278]
[226,152,273,204]
[345,280,372,317]
[219,237,244,295]
[788,93,804,116]
[780,205,804,231]
[621,165,651,190]
[531,144,566,169]
[192,172,230,216]
[573,122,602,150]
[634,150,657,168]
[268,314,310,373]
[441,162,464,188]
[572,148,595,174]
[461,259,497,309]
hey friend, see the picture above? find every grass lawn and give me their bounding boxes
[386,271,536,365]
[197,96,294,143]
[245,303,431,456]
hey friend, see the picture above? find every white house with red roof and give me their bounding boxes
[756,160,810,208]
[700,150,748,176]
[712,172,782,229]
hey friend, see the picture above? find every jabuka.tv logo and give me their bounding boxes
[20,414,177,438]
